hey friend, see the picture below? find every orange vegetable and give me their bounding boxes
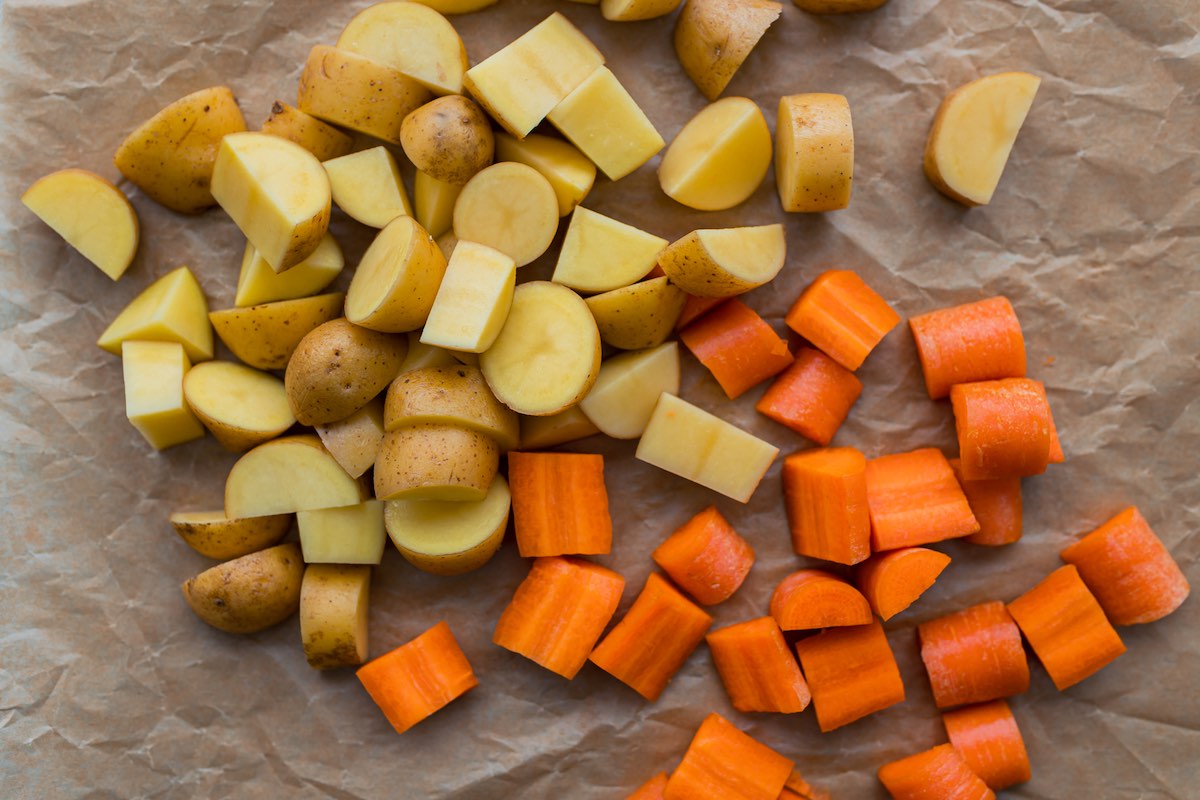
[877,743,996,800]
[793,619,905,732]
[781,770,831,800]
[679,298,794,399]
[1060,506,1190,625]
[493,556,625,679]
[706,616,811,713]
[356,621,478,734]
[770,569,873,631]
[782,447,871,565]
[508,451,613,557]
[948,457,1023,546]
[590,572,713,701]
[652,506,755,606]
[941,700,1031,791]
[664,712,794,800]
[628,772,669,800]
[785,269,901,372]
[676,294,727,330]
[909,296,1026,400]
[865,448,979,551]
[917,601,1030,709]
[856,547,952,621]
[950,378,1053,480]
[1006,564,1126,690]
[756,347,863,445]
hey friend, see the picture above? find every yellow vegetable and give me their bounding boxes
[260,101,354,162]
[169,511,291,561]
[420,241,516,354]
[337,1,469,96]
[98,266,212,362]
[658,96,772,211]
[297,501,387,564]
[323,146,413,229]
[579,343,681,439]
[182,361,296,452]
[373,424,500,502]
[494,132,596,217]
[208,292,343,371]
[584,277,687,350]
[384,365,520,450]
[401,96,495,185]
[345,216,447,333]
[656,224,786,297]
[384,475,511,575]
[300,565,371,670]
[121,341,205,451]
[776,93,855,212]
[673,0,782,101]
[234,234,343,308]
[181,543,304,634]
[314,399,387,480]
[553,206,667,294]
[225,435,366,519]
[452,162,559,267]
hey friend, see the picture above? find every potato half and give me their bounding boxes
[374,424,500,502]
[298,46,431,145]
[22,169,139,281]
[225,435,365,518]
[384,365,519,450]
[337,1,469,96]
[385,475,511,575]
[183,361,296,452]
[493,133,596,217]
[234,234,343,308]
[659,96,772,211]
[170,511,291,561]
[585,277,687,350]
[656,224,786,297]
[453,162,559,268]
[345,216,447,333]
[300,564,371,670]
[208,292,343,371]
[324,147,413,230]
[673,0,782,101]
[181,543,304,634]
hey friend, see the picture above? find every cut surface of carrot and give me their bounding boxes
[356,621,478,734]
[785,269,900,372]
[756,346,863,445]
[627,772,669,800]
[589,572,713,701]
[508,451,613,557]
[949,457,1023,546]
[865,448,979,551]
[1061,506,1189,625]
[782,447,871,565]
[706,616,811,713]
[877,743,996,800]
[770,569,873,631]
[652,506,754,606]
[857,547,952,621]
[1006,564,1126,690]
[676,294,727,330]
[793,619,905,732]
[917,601,1030,709]
[782,769,831,800]
[942,700,1031,791]
[909,296,1026,400]
[493,556,625,679]
[664,713,794,800]
[951,378,1052,481]
[679,298,793,399]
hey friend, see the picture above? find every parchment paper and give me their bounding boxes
[2,0,1198,797]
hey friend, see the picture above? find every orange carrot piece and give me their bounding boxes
[793,619,905,732]
[785,269,900,372]
[679,298,794,399]
[652,506,755,606]
[1060,506,1190,625]
[508,451,613,557]
[756,347,863,445]
[782,447,871,565]
[356,621,478,734]
[493,556,625,679]
[770,569,873,631]
[909,296,1026,400]
[706,617,811,713]
[676,294,727,330]
[856,547,952,621]
[865,448,979,551]
[942,700,1031,791]
[1006,564,1126,690]
[781,770,831,800]
[948,458,1023,546]
[628,772,669,800]
[917,601,1030,709]
[590,572,714,701]
[951,378,1053,481]
[664,713,794,800]
[1046,406,1064,463]
[878,743,996,800]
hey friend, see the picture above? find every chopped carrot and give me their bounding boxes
[679,298,793,399]
[770,569,873,631]
[909,296,1026,400]
[865,448,979,551]
[877,743,996,800]
[652,506,755,606]
[706,617,811,713]
[1046,400,1064,463]
[948,458,1023,546]
[856,547,952,621]
[793,619,905,732]
[664,713,794,800]
[785,269,900,372]
[1060,506,1190,625]
[917,601,1030,709]
[493,556,625,679]
[1006,564,1126,690]
[507,451,613,557]
[628,772,669,799]
[756,347,863,445]
[950,378,1053,480]
[356,621,478,734]
[781,770,831,800]
[942,700,1031,791]
[590,572,713,701]
[676,294,727,330]
[782,447,871,565]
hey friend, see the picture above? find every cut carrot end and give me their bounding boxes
[508,451,613,557]
[949,457,1023,546]
[663,713,794,800]
[951,378,1052,480]
[857,547,952,620]
[783,769,832,800]
[675,294,727,330]
[782,447,871,565]
[909,296,1026,400]
[917,600,1030,709]
[942,700,1032,791]
[794,619,905,732]
[877,743,996,800]
[770,569,873,630]
[785,269,900,372]
[866,448,979,551]
[627,772,670,799]
[706,616,811,713]
[680,298,793,399]
[652,506,755,606]
[756,347,863,445]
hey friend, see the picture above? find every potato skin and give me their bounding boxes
[401,96,495,185]
[170,512,291,560]
[673,0,782,101]
[384,365,519,449]
[181,543,304,634]
[374,424,499,501]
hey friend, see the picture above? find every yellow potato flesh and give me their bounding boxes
[122,341,205,451]
[602,0,683,21]
[98,265,213,361]
[346,216,447,333]
[225,435,364,518]
[297,46,431,145]
[658,96,772,210]
[553,206,667,294]
[234,234,343,308]
[323,147,412,229]
[260,101,354,162]
[580,343,681,439]
[300,564,371,670]
[518,406,601,450]
[414,170,462,239]
[584,276,687,350]
[452,162,559,267]
[384,475,511,575]
[208,292,343,371]
[776,93,854,212]
[401,334,460,372]
[22,169,139,281]
[420,241,516,354]
[493,133,596,217]
[183,361,295,452]
[297,501,386,564]
[337,1,468,95]
[315,400,386,480]
[658,224,786,297]
[409,0,499,13]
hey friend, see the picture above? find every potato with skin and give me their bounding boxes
[776,93,854,212]
[234,235,343,308]
[408,0,499,14]
[337,1,469,96]
[315,399,386,479]
[602,0,683,21]
[673,0,782,101]
[401,96,495,185]
[657,224,786,297]
[260,101,354,162]
[793,0,888,12]
[298,46,432,145]
[385,365,519,450]
[181,543,304,634]
[22,169,139,281]
[225,435,366,519]
[170,511,291,560]
[519,406,601,450]
[346,216,447,333]
[385,475,511,575]
[585,277,687,350]
[208,292,343,371]
[374,424,500,501]
[183,361,296,452]
[301,565,371,670]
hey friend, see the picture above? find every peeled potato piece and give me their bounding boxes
[324,147,413,229]
[384,365,519,450]
[225,435,366,519]
[315,399,386,480]
[453,162,559,267]
[420,241,516,354]
[414,171,463,239]
[374,424,500,502]
[260,101,354,162]
[553,207,666,294]
[494,133,596,217]
[297,501,387,564]
[585,277,687,350]
[385,475,511,575]
[776,93,854,212]
[301,564,371,670]
[580,343,681,439]
[659,96,772,211]
[346,216,447,333]
[183,361,296,452]
[673,0,782,101]
[234,234,343,308]
[338,1,469,96]
[208,292,343,371]
[22,169,139,281]
[99,265,212,362]
[122,341,205,451]
[181,543,304,634]
[170,511,291,561]
[657,224,786,297]
[298,46,431,145]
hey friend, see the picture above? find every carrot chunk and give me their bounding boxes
[917,601,1030,709]
[1060,506,1190,625]
[756,347,863,445]
[628,772,669,799]
[950,378,1054,480]
[942,700,1031,791]
[948,457,1023,546]
[794,619,905,732]
[781,770,831,800]
[508,451,613,557]
[706,617,811,713]
[679,298,793,399]
[652,506,755,606]
[856,547,952,621]
[770,569,873,631]
[877,743,996,800]
[782,447,871,565]
[785,269,900,371]
[676,294,727,330]
[664,713,794,800]
[865,448,979,551]
[909,296,1026,400]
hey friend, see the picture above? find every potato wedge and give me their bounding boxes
[234,234,343,308]
[793,0,888,11]
[297,46,431,145]
[580,343,681,439]
[209,292,343,371]
[260,101,354,162]
[225,435,366,518]
[402,96,495,185]
[170,511,291,561]
[323,147,413,229]
[183,361,295,452]
[494,133,596,217]
[337,2,468,96]
[98,265,212,362]
[659,96,772,211]
[673,0,782,101]
[657,224,786,297]
[777,93,854,212]
[414,170,463,239]
[374,424,500,502]
[22,169,139,281]
[297,501,387,564]
[346,216,447,332]
[553,207,666,294]
[181,543,304,634]
[315,399,386,479]
[122,341,206,451]
[385,474,510,575]
[300,564,371,670]
[453,162,559,267]
[518,406,601,450]
[585,276,687,350]
[420,241,516,354]
[384,365,519,450]
[285,318,407,426]
[602,0,683,21]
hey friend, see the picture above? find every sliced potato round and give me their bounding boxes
[384,365,519,449]
[777,93,854,212]
[385,474,510,575]
[345,216,448,333]
[657,224,786,297]
[225,434,365,518]
[337,1,469,96]
[208,292,344,371]
[584,277,687,350]
[580,343,681,439]
[169,510,291,560]
[493,132,596,217]
[181,543,304,634]
[300,564,371,670]
[401,95,495,185]
[453,162,559,267]
[374,424,499,502]
[183,361,295,452]
[658,96,772,211]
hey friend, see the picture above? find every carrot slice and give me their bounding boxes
[508,451,613,557]
[948,457,1022,546]
[917,601,1030,709]
[785,269,900,371]
[356,621,478,734]
[652,506,755,606]
[589,572,713,701]
[950,378,1053,480]
[877,743,996,800]
[793,619,905,732]
[941,700,1031,791]
[628,772,669,799]
[865,448,979,551]
[706,617,811,713]
[1006,564,1126,690]
[856,547,952,621]
[781,770,831,800]
[770,569,873,631]
[664,712,794,800]
[679,298,793,399]
[493,556,625,679]
[756,347,863,445]
[909,296,1026,400]
[676,294,727,330]
[782,447,871,565]
[1060,506,1190,625]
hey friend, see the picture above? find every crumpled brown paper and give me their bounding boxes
[2,0,1198,796]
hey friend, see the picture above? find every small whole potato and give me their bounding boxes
[400,96,494,185]
[181,543,304,634]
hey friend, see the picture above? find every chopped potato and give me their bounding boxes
[184,361,295,452]
[420,241,516,354]
[225,435,366,519]
[298,501,387,564]
[659,96,772,211]
[777,93,854,212]
[234,234,343,308]
[493,132,596,217]
[384,475,510,575]
[122,341,206,451]
[580,343,681,439]
[260,101,354,162]
[553,206,667,294]
[346,216,447,332]
[21,169,139,281]
[657,224,786,297]
[324,147,413,229]
[585,276,687,350]
[337,1,469,96]
[673,0,782,101]
[208,292,343,371]
[452,162,559,267]
[98,266,212,362]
